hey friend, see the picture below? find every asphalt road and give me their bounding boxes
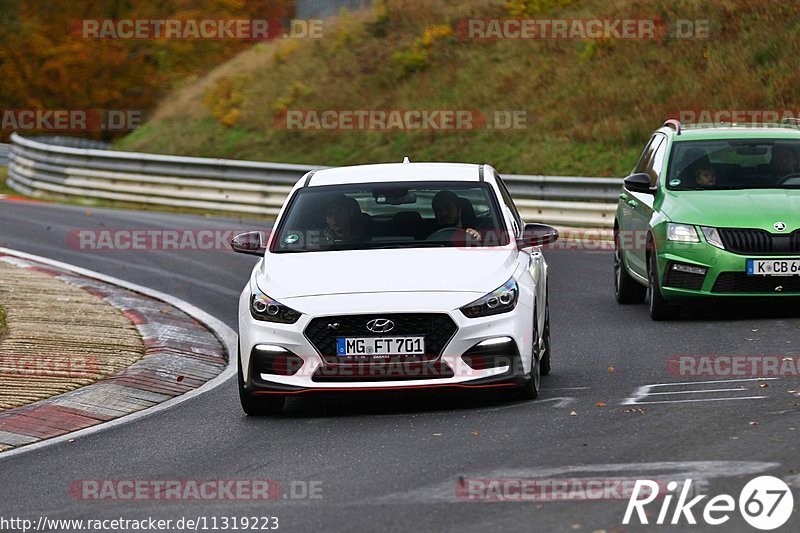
[0,200,798,532]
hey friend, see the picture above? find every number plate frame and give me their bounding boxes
[746,259,800,277]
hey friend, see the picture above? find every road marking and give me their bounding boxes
[644,387,747,395]
[469,396,577,414]
[370,395,580,418]
[538,396,577,408]
[0,247,236,462]
[627,396,767,405]
[621,378,778,405]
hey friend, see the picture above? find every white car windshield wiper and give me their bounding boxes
[367,242,447,249]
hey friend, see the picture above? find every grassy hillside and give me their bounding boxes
[116,0,800,177]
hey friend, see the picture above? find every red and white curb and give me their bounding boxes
[0,248,236,459]
[0,195,46,203]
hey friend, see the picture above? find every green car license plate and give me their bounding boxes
[746,259,800,276]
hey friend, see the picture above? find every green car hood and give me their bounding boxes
[660,189,800,230]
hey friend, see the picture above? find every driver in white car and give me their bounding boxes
[431,190,480,239]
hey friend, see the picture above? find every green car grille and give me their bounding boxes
[712,272,800,293]
[719,228,800,255]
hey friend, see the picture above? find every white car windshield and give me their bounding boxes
[271,181,510,252]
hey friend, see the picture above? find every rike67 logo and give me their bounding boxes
[623,476,794,530]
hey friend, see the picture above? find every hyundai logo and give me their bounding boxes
[366,318,395,333]
[774,221,787,232]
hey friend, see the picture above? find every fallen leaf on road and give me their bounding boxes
[471,431,480,436]
[595,402,606,408]
[176,375,184,382]
[607,366,615,373]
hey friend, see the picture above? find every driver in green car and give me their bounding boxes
[769,143,798,178]
[431,190,481,239]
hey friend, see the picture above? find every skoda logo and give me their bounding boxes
[774,222,787,232]
[366,318,395,333]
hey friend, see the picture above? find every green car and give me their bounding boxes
[614,120,800,320]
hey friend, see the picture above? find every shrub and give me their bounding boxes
[204,76,247,128]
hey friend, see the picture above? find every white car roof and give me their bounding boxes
[297,162,490,188]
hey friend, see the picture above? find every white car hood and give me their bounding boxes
[256,247,519,300]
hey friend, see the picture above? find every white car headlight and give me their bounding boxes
[250,286,301,324]
[667,223,700,243]
[460,278,519,318]
[701,227,725,250]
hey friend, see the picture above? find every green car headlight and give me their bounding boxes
[667,223,700,243]
[701,227,725,250]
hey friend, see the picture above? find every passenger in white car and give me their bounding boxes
[322,194,370,244]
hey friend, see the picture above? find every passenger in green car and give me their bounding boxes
[693,165,717,187]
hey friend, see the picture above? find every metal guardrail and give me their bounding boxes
[6,133,618,228]
[0,143,9,166]
[27,136,111,150]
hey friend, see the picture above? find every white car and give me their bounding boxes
[232,161,558,414]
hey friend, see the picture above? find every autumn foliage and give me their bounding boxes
[0,0,295,140]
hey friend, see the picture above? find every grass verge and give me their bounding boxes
[115,0,800,177]
[0,304,7,342]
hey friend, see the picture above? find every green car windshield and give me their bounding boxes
[666,140,800,190]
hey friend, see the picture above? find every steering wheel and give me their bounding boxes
[426,227,468,241]
[777,172,800,185]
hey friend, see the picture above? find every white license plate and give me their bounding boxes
[336,336,425,357]
[746,259,800,276]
